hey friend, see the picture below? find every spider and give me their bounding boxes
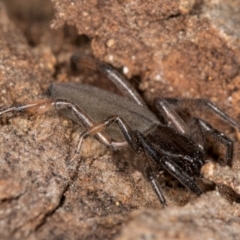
[0,54,239,207]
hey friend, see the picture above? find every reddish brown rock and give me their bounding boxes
[0,0,240,239]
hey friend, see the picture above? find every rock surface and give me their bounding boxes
[0,0,240,239]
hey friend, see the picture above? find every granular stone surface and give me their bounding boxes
[0,0,240,239]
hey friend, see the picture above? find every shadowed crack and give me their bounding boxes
[0,190,27,203]
[34,153,84,232]
[34,183,70,231]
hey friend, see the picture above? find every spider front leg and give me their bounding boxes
[74,115,168,206]
[191,118,234,166]
[144,164,167,207]
[85,115,204,201]
[155,98,236,166]
[155,98,240,133]
[135,131,203,196]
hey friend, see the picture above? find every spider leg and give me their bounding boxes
[192,118,234,166]
[70,54,146,106]
[155,98,236,166]
[155,98,240,131]
[71,115,204,202]
[135,131,203,195]
[189,117,205,151]
[191,99,240,129]
[0,99,128,149]
[154,98,190,136]
[145,165,167,207]
[160,156,202,195]
[74,115,138,151]
[72,115,167,206]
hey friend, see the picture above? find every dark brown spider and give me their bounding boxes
[0,54,239,207]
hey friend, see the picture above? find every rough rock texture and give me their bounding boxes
[116,193,240,240]
[52,0,240,110]
[0,0,240,239]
